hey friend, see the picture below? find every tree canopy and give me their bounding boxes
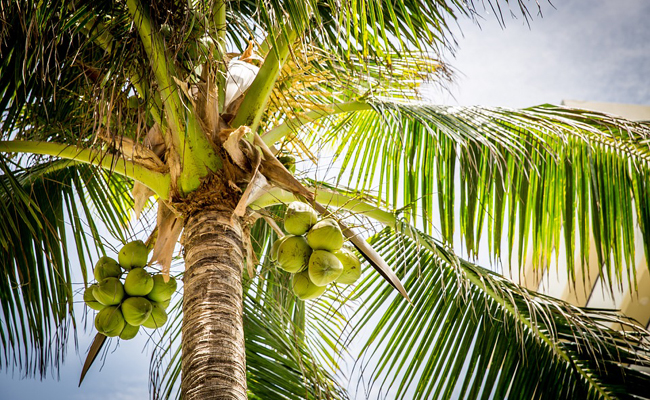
[1,0,650,398]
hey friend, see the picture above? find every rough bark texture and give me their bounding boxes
[182,207,247,400]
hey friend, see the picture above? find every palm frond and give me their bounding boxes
[0,0,148,141]
[233,0,543,66]
[0,159,133,377]
[349,224,650,399]
[259,47,450,135]
[300,99,650,289]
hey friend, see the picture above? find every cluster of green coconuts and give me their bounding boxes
[83,240,177,340]
[271,202,362,300]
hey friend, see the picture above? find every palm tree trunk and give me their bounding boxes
[181,207,247,400]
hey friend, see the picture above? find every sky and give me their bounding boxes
[435,0,650,108]
[1,1,649,399]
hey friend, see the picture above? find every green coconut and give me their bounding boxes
[306,218,344,251]
[121,296,153,326]
[308,250,343,287]
[147,274,177,303]
[277,235,312,273]
[93,277,125,306]
[124,268,154,296]
[118,240,149,270]
[119,323,140,340]
[334,247,362,285]
[93,256,121,281]
[292,270,327,300]
[83,284,106,311]
[283,201,318,235]
[156,299,171,310]
[95,306,126,337]
[269,236,288,263]
[142,303,168,329]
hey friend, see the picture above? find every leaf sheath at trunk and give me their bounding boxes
[182,209,247,400]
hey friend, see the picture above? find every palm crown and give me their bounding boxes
[1,0,650,399]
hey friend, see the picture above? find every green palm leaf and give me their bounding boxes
[3,0,649,399]
[0,159,133,376]
[292,99,650,289]
[349,223,650,399]
[241,185,650,399]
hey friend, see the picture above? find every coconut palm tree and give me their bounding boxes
[1,0,650,399]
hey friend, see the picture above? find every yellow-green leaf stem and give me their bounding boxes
[212,0,227,48]
[250,187,395,227]
[126,0,221,194]
[125,0,183,146]
[212,0,228,113]
[0,141,170,199]
[262,101,371,146]
[231,28,298,132]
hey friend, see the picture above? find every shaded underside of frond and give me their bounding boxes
[349,226,650,400]
[0,159,133,377]
[0,0,150,139]
[311,100,650,289]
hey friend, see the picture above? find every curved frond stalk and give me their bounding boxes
[231,27,298,132]
[262,101,371,146]
[349,225,650,400]
[124,0,186,144]
[0,140,170,199]
[250,185,395,227]
[212,0,227,46]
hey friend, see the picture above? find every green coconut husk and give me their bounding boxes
[119,323,140,340]
[95,306,126,337]
[93,277,125,306]
[121,296,153,326]
[93,256,122,281]
[269,236,288,263]
[334,247,362,285]
[277,235,312,273]
[147,274,177,303]
[118,240,149,270]
[141,303,168,329]
[156,298,171,310]
[284,201,318,235]
[308,250,343,287]
[83,284,106,311]
[306,218,344,251]
[292,270,327,300]
[124,268,154,296]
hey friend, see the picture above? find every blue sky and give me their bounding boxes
[1,1,649,399]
